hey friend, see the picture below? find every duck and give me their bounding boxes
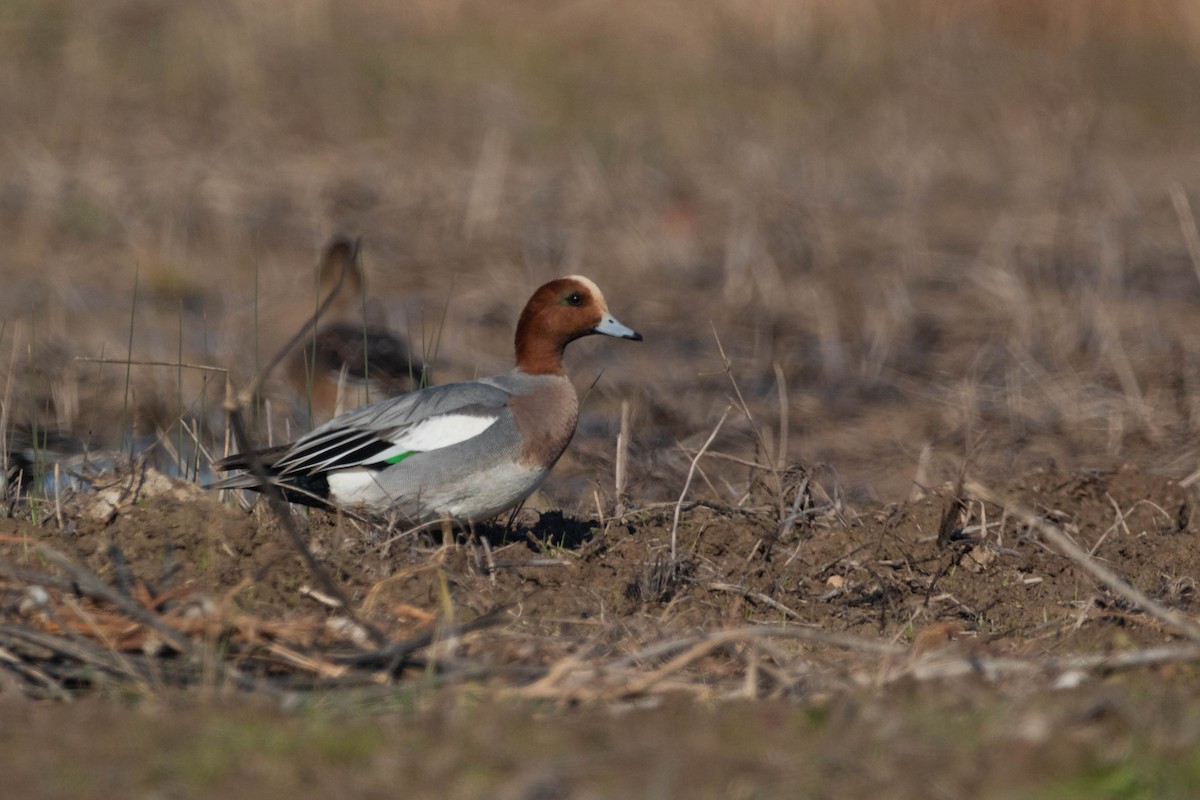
[284,237,427,423]
[3,425,96,496]
[212,275,642,524]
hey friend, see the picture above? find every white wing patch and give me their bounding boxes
[373,412,499,462]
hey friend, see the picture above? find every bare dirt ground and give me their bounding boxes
[4,2,1200,797]
[3,462,1200,798]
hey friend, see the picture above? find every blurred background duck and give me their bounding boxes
[279,236,428,428]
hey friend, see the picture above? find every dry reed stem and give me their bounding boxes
[464,126,510,240]
[0,555,455,691]
[518,624,904,702]
[223,400,387,647]
[1170,183,1200,287]
[671,405,732,562]
[1,582,360,688]
[773,361,788,467]
[966,481,1200,643]
[332,607,506,670]
[35,544,196,656]
[516,621,1200,702]
[0,644,68,699]
[614,399,630,518]
[73,357,228,374]
[679,449,771,471]
[362,552,448,611]
[710,325,777,478]
[0,326,15,499]
[0,622,150,684]
[706,582,803,620]
[898,643,1200,683]
[263,642,348,679]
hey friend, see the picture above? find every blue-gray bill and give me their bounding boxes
[594,313,642,341]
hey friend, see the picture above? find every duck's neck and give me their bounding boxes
[513,305,574,375]
[515,333,567,376]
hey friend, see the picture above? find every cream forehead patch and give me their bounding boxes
[562,275,605,307]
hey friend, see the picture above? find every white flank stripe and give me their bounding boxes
[327,469,378,504]
[389,413,499,454]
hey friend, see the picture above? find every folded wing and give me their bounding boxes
[214,378,512,485]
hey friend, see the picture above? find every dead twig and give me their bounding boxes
[521,624,905,701]
[1171,183,1200,289]
[73,357,228,374]
[614,399,631,519]
[967,481,1200,643]
[900,643,1200,683]
[35,544,196,656]
[706,582,804,620]
[224,399,388,648]
[671,405,732,562]
[332,607,507,672]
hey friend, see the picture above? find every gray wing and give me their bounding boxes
[272,378,514,477]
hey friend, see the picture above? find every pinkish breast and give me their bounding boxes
[507,377,580,469]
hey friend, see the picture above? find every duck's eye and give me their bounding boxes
[565,291,584,307]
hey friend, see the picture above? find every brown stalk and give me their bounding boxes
[224,401,388,648]
[966,481,1200,643]
[671,405,732,563]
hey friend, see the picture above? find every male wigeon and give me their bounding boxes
[213,275,641,524]
[284,237,426,422]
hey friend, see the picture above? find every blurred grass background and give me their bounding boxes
[3,0,1200,500]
